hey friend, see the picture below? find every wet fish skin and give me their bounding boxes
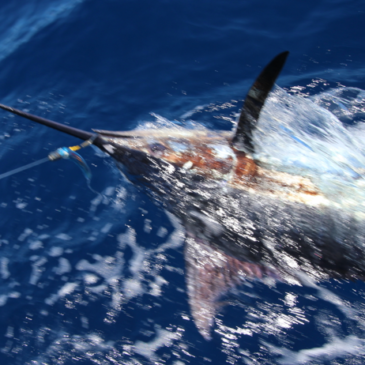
[100,125,365,338]
[95,126,365,339]
[2,52,365,340]
[97,128,365,280]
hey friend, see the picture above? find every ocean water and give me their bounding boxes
[0,1,365,364]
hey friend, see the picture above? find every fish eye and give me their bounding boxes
[149,143,167,152]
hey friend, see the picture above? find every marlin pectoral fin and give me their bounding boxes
[232,51,289,154]
[185,234,278,340]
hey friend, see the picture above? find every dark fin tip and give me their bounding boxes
[232,51,289,154]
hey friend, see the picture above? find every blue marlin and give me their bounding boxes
[1,52,365,340]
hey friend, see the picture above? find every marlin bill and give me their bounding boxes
[1,51,365,340]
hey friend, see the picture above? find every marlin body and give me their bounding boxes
[1,52,365,340]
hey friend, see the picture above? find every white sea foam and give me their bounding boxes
[157,226,168,237]
[155,211,185,252]
[0,292,20,307]
[90,193,103,212]
[16,202,27,209]
[144,219,152,233]
[53,257,71,275]
[55,233,72,241]
[180,105,205,119]
[45,282,78,305]
[28,332,115,364]
[83,273,98,285]
[296,272,355,319]
[29,240,43,250]
[123,278,143,299]
[29,257,47,285]
[76,252,124,285]
[48,246,63,257]
[149,275,168,296]
[5,326,14,338]
[18,228,33,242]
[101,222,113,234]
[134,327,182,362]
[0,294,8,307]
[58,282,77,297]
[104,186,115,196]
[0,257,10,279]
[270,335,365,364]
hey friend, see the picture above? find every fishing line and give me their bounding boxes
[0,157,49,180]
[0,135,102,195]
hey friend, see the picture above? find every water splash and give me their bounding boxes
[253,86,365,212]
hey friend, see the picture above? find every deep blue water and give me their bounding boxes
[0,1,365,364]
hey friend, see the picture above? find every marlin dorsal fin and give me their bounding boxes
[232,51,289,154]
